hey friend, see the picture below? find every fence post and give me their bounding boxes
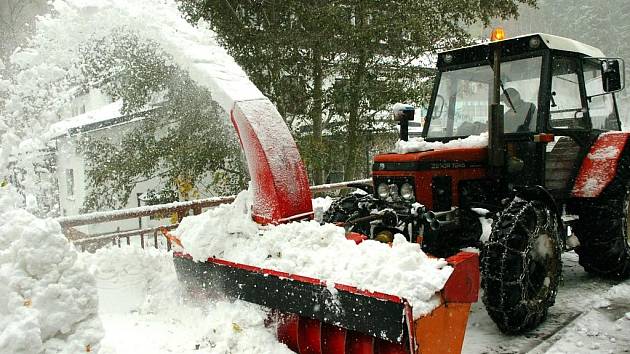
[154,230,158,249]
[116,227,121,248]
[140,232,144,249]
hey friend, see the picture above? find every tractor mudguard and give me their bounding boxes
[572,132,630,198]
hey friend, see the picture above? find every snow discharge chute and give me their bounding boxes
[230,99,313,224]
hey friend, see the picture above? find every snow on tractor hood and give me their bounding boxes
[393,132,488,154]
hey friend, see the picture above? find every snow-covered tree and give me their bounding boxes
[180,0,536,181]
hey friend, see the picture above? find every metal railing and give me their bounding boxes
[58,179,371,250]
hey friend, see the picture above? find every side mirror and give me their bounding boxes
[392,103,415,141]
[601,59,624,93]
[392,103,415,121]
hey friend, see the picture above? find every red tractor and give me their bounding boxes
[326,32,629,333]
[174,32,629,353]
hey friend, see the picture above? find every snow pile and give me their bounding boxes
[0,188,103,353]
[173,189,453,317]
[394,132,488,154]
[198,301,295,354]
[600,282,630,308]
[80,246,179,314]
[81,245,294,354]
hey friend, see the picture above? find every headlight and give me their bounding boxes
[400,183,414,200]
[377,183,389,199]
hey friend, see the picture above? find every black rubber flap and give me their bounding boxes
[173,254,411,344]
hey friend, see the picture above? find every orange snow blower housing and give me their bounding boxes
[173,99,480,353]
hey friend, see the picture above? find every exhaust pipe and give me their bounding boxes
[429,218,458,231]
[425,209,457,222]
[424,208,460,231]
[488,45,505,175]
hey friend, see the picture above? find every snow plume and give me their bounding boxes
[0,187,103,353]
[174,188,453,318]
[0,0,262,210]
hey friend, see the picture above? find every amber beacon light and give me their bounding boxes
[490,27,506,41]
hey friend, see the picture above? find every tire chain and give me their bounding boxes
[481,197,562,333]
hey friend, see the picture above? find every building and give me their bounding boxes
[49,89,168,237]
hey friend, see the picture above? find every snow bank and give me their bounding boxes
[199,301,295,354]
[173,189,453,318]
[81,245,293,354]
[80,246,179,315]
[0,188,103,353]
[394,132,488,154]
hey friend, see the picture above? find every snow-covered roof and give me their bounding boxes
[440,33,605,58]
[524,33,604,57]
[47,100,152,139]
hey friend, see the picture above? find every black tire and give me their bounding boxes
[481,198,562,334]
[572,185,630,279]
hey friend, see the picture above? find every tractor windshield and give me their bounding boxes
[427,56,543,138]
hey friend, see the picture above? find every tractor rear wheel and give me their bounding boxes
[572,185,630,279]
[481,198,562,334]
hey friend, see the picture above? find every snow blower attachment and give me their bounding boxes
[173,98,480,354]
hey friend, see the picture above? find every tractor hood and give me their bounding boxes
[373,147,487,172]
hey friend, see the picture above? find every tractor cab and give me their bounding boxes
[422,33,625,197]
[373,33,625,217]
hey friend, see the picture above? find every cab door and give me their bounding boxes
[544,55,592,198]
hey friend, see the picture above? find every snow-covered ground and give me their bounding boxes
[464,252,630,354]
[80,244,630,354]
[82,246,294,354]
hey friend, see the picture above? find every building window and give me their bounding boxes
[65,169,74,198]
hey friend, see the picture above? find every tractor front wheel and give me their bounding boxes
[572,185,630,279]
[481,198,562,334]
